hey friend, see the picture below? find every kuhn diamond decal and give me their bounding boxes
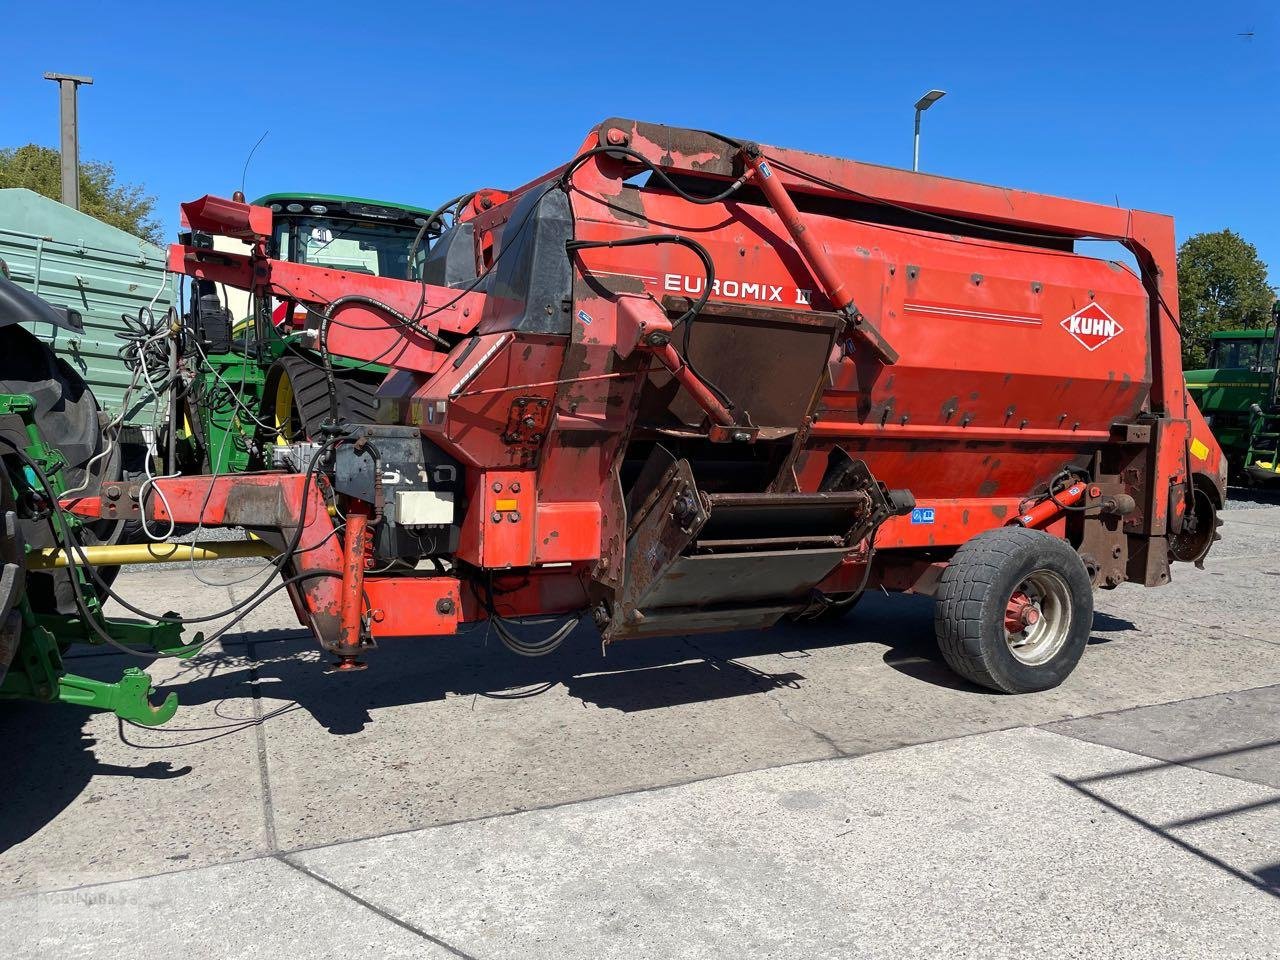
[1060,302,1123,351]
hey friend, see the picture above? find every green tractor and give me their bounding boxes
[1184,304,1280,482]
[175,192,436,474]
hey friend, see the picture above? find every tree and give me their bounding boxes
[0,143,162,246]
[1177,229,1274,369]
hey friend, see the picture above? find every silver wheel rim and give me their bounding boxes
[1004,570,1073,666]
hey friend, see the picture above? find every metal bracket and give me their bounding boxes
[502,396,551,445]
[56,667,178,727]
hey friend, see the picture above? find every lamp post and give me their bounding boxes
[912,89,946,172]
[43,72,94,210]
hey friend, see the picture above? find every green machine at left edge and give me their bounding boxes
[0,390,193,727]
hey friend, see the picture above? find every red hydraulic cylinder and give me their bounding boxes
[742,150,856,314]
[1013,482,1086,529]
[741,148,898,365]
[334,501,372,669]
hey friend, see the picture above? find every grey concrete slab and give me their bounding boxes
[0,568,272,895]
[5,856,459,960]
[1102,556,1280,646]
[293,727,1280,960]
[1045,684,1280,789]
[5,502,1277,902]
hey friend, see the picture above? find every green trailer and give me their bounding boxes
[0,188,174,469]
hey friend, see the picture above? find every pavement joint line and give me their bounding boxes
[7,680,1276,906]
[0,719,1020,905]
[246,637,280,853]
[271,720,1033,864]
[1033,715,1280,793]
[1105,603,1280,648]
[275,854,482,960]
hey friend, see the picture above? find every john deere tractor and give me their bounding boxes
[1185,301,1280,484]
[175,192,435,474]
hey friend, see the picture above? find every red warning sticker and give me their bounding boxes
[1060,302,1123,351]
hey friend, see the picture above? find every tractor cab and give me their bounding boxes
[1185,325,1278,475]
[256,193,436,281]
[177,193,437,475]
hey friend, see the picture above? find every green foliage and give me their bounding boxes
[1177,229,1274,369]
[0,143,162,246]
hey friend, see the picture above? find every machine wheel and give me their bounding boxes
[265,352,382,443]
[933,526,1092,694]
[0,326,120,616]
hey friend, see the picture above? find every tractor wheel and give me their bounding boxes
[264,353,383,444]
[933,526,1092,693]
[0,326,120,616]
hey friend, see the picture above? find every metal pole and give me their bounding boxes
[912,109,922,172]
[42,73,94,210]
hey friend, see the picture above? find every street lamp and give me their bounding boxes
[43,72,94,210]
[912,89,946,172]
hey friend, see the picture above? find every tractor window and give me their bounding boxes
[1211,338,1261,370]
[283,217,425,280]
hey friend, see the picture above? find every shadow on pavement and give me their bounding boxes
[152,589,1153,732]
[153,591,935,734]
[1056,740,1280,901]
[0,652,194,856]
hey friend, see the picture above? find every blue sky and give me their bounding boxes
[1,1,1275,283]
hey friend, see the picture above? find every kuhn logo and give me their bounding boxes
[1060,303,1123,351]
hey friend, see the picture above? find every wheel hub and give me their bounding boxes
[1004,591,1041,632]
[1003,570,1072,666]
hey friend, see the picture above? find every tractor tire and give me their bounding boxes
[933,526,1092,694]
[0,325,120,616]
[265,352,383,442]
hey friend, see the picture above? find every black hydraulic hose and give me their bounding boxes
[566,233,734,410]
[559,145,751,204]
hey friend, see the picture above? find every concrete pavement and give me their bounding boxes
[2,503,1277,957]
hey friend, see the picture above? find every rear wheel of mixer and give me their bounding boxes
[934,527,1092,694]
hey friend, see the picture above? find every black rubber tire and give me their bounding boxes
[265,352,382,440]
[933,526,1093,693]
[0,326,119,616]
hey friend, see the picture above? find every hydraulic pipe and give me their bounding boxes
[333,502,372,669]
[1013,482,1086,528]
[26,539,278,570]
[740,147,898,365]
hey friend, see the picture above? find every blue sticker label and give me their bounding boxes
[577,309,592,326]
[910,507,936,525]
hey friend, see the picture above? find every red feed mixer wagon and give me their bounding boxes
[67,118,1224,694]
